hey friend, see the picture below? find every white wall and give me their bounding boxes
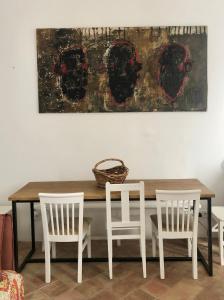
[1,0,224,240]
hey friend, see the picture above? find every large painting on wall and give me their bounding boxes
[37,26,207,113]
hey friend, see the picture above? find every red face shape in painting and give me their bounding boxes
[106,40,142,104]
[158,43,192,101]
[54,48,88,102]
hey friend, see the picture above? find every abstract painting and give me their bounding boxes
[37,26,207,113]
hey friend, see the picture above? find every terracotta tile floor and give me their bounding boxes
[20,239,224,299]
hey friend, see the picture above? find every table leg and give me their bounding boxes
[197,197,213,276]
[207,197,213,276]
[12,201,19,272]
[12,201,36,272]
[30,202,36,252]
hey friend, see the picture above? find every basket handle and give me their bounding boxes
[94,158,125,170]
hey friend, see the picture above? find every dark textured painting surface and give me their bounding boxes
[37,26,207,113]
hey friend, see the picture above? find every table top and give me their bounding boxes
[8,179,215,202]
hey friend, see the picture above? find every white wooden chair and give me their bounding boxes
[150,189,201,279]
[106,181,146,279]
[39,192,91,283]
[212,206,224,265]
[151,202,201,259]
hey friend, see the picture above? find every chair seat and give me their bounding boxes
[212,207,224,221]
[49,217,91,236]
[150,214,193,232]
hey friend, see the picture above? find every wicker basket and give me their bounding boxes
[92,158,129,188]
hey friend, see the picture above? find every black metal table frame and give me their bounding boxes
[12,198,213,276]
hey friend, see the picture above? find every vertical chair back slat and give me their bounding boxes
[121,190,130,222]
[66,204,69,235]
[187,201,191,231]
[49,204,55,235]
[171,200,174,232]
[166,202,169,232]
[176,200,180,232]
[72,203,75,235]
[182,200,185,232]
[61,204,64,235]
[55,204,59,235]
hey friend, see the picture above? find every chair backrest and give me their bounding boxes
[39,193,84,242]
[106,181,145,228]
[156,189,201,238]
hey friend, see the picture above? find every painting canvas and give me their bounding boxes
[37,26,207,113]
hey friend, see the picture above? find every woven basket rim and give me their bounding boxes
[92,158,128,186]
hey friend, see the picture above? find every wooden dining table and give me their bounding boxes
[8,179,215,275]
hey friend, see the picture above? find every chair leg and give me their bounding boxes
[140,233,147,278]
[152,233,157,257]
[45,241,51,283]
[107,232,113,279]
[77,239,83,283]
[219,221,224,266]
[51,242,56,259]
[192,238,198,279]
[87,225,92,258]
[139,238,142,256]
[158,237,165,279]
[188,238,192,257]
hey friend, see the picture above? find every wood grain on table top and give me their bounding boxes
[8,179,215,202]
